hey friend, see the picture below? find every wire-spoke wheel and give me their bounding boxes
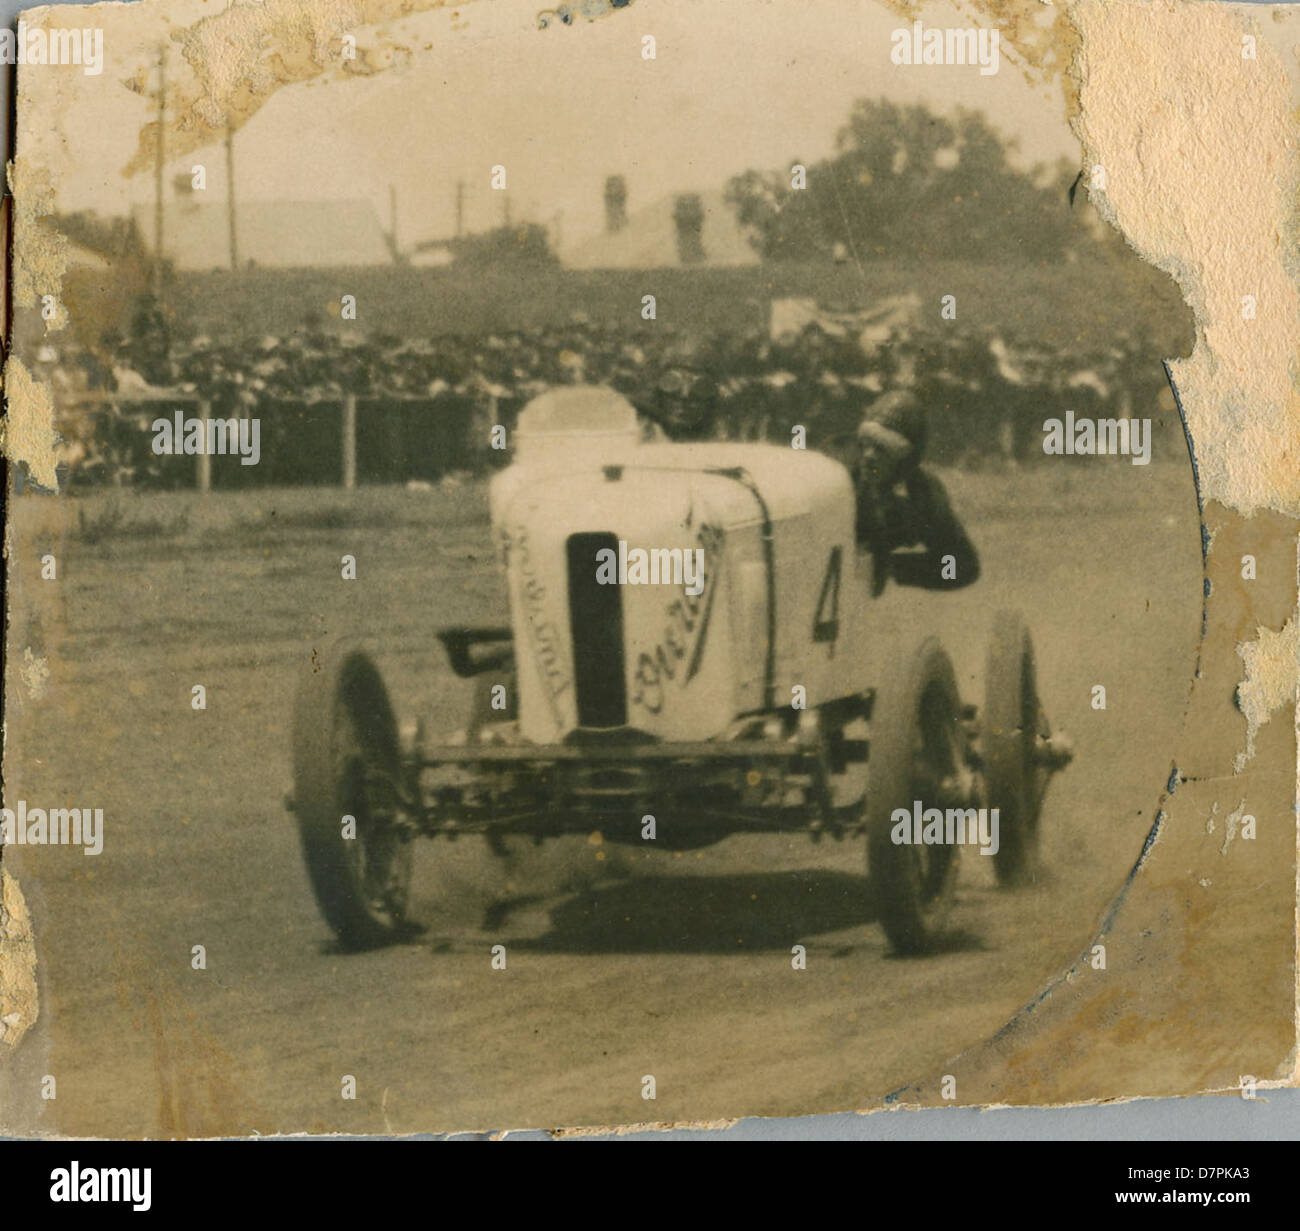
[984,611,1051,888]
[292,644,413,947]
[865,637,964,955]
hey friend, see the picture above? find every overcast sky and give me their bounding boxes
[25,0,1083,249]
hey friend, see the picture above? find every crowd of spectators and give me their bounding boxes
[30,301,1174,489]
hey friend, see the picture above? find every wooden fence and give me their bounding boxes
[60,389,485,491]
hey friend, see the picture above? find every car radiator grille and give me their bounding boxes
[566,532,628,727]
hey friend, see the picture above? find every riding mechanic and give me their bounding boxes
[853,384,981,596]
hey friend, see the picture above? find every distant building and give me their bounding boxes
[561,189,758,270]
[130,199,393,270]
[408,242,455,268]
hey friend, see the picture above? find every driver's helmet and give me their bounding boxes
[858,389,927,471]
[652,366,716,440]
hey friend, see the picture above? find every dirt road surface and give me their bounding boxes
[1,464,1204,1136]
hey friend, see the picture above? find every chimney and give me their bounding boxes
[604,175,628,233]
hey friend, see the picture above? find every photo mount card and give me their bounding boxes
[0,0,1296,1137]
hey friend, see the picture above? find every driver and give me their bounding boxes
[636,365,719,441]
[854,391,980,594]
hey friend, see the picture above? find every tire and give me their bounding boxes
[984,611,1049,887]
[865,638,964,954]
[292,643,413,947]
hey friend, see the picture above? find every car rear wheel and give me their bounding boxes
[984,611,1050,887]
[292,643,413,947]
[865,637,963,955]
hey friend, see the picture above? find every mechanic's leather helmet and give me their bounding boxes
[870,390,928,465]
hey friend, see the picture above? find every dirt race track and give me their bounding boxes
[1,462,1205,1136]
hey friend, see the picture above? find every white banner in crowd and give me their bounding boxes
[769,292,923,351]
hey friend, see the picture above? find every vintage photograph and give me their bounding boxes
[0,0,1293,1143]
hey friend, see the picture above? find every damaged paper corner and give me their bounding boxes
[1068,0,1300,519]
[0,869,39,1051]
[1071,0,1299,858]
[18,647,51,702]
[7,154,67,317]
[1234,616,1299,772]
[4,156,66,487]
[122,0,473,178]
[1,356,60,490]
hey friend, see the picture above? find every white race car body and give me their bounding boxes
[291,385,1073,948]
[490,387,855,745]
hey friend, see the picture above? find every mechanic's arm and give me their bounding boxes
[888,470,981,589]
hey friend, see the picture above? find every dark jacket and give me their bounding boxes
[855,467,980,591]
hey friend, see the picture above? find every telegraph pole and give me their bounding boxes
[225,120,238,270]
[223,0,238,272]
[153,43,166,299]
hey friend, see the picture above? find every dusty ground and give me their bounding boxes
[1,460,1206,1136]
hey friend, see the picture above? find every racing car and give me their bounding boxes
[289,386,1073,953]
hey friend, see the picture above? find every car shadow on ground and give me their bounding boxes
[471,869,980,955]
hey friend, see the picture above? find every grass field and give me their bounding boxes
[35,457,1196,558]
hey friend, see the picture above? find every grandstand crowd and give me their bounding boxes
[30,301,1176,489]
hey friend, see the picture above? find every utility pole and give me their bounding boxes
[225,120,238,271]
[455,180,464,239]
[222,0,238,273]
[153,43,166,299]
